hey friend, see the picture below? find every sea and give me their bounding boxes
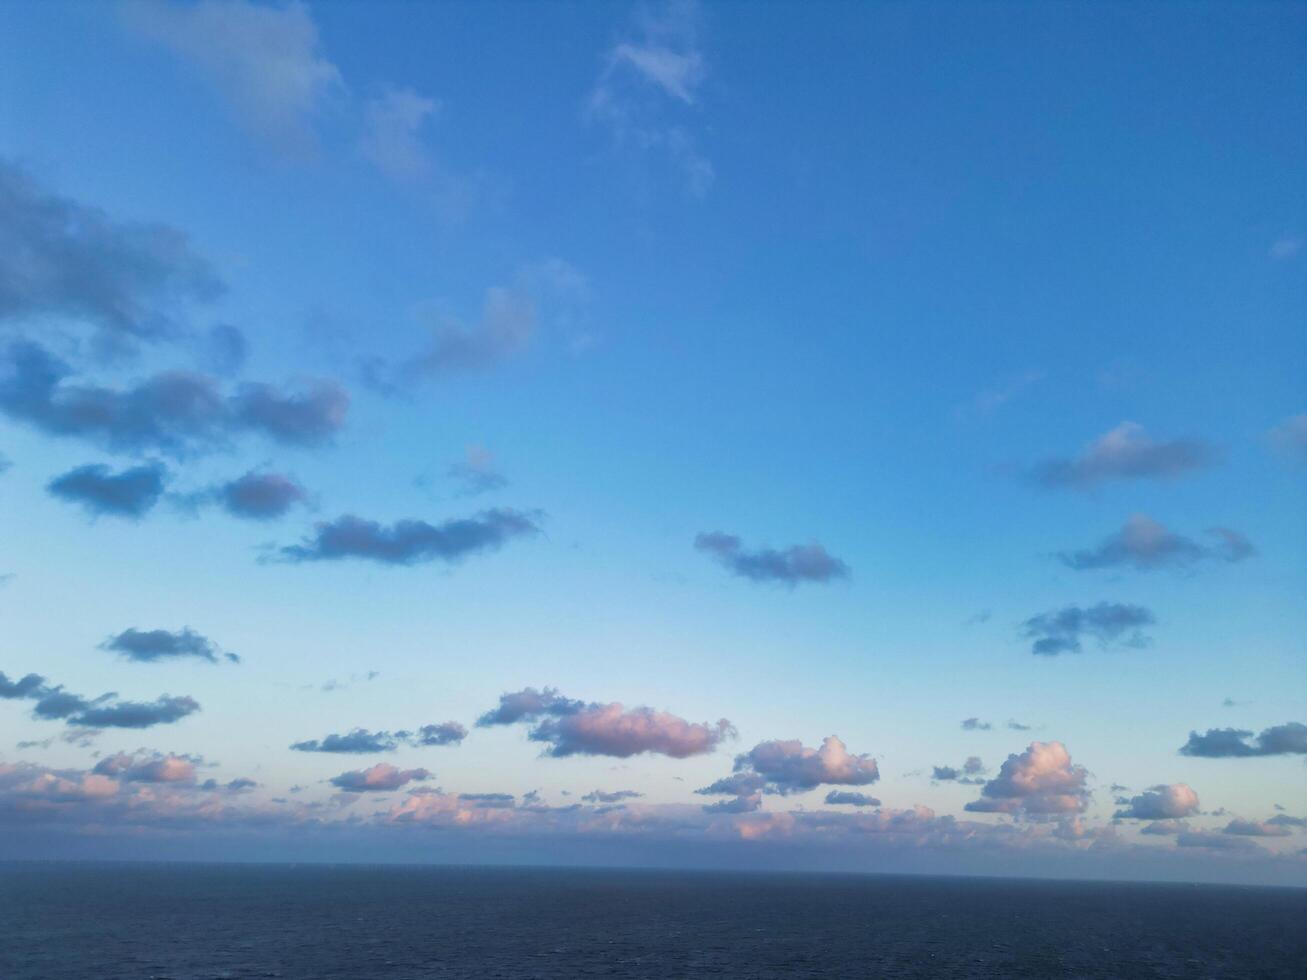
[2,863,1304,979]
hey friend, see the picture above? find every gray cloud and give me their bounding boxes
[0,340,348,456]
[70,695,200,729]
[1021,602,1155,656]
[694,531,849,585]
[0,671,46,699]
[2,667,201,730]
[1223,819,1292,838]
[1113,784,1200,820]
[458,792,515,809]
[409,287,535,376]
[1030,422,1219,489]
[961,717,992,731]
[412,722,467,747]
[1007,720,1032,732]
[479,686,734,759]
[292,722,467,753]
[582,789,644,804]
[1179,723,1307,758]
[1059,514,1254,571]
[1176,830,1259,852]
[101,627,237,664]
[292,729,402,754]
[278,508,541,566]
[824,791,881,807]
[330,763,430,793]
[217,471,307,520]
[47,462,166,518]
[92,751,197,784]
[446,445,508,496]
[0,159,223,346]
[933,757,986,783]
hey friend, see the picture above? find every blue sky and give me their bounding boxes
[0,0,1304,884]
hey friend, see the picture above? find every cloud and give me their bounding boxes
[277,508,541,565]
[1113,784,1200,820]
[292,729,402,754]
[694,531,850,585]
[1007,720,1032,732]
[1021,602,1155,656]
[1269,413,1307,464]
[824,791,881,807]
[1223,819,1292,838]
[216,471,307,520]
[1269,235,1302,260]
[412,722,467,747]
[1029,422,1218,489]
[961,717,992,731]
[933,757,986,783]
[330,763,430,793]
[458,792,515,809]
[582,790,644,804]
[446,445,508,496]
[588,1,713,195]
[47,462,167,518]
[1179,722,1307,758]
[124,0,344,157]
[93,752,196,784]
[478,686,733,759]
[408,286,536,376]
[0,159,223,346]
[1176,830,1260,852]
[292,722,467,753]
[0,340,348,456]
[1139,819,1188,836]
[360,87,439,183]
[101,627,237,665]
[203,324,247,376]
[69,695,200,729]
[733,736,880,795]
[0,671,46,699]
[965,741,1090,816]
[1058,515,1254,571]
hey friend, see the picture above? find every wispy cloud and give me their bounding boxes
[1058,515,1254,571]
[588,1,713,195]
[694,532,849,586]
[1021,602,1154,656]
[277,508,541,566]
[1029,423,1218,490]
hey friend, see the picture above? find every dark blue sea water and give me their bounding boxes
[2,863,1304,979]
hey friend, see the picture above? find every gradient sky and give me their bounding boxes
[1,0,1304,885]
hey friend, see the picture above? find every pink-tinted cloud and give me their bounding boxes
[965,741,1089,816]
[1114,784,1200,821]
[330,763,430,793]
[93,752,197,784]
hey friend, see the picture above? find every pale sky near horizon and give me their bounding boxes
[0,0,1304,885]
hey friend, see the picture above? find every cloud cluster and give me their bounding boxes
[1030,422,1218,489]
[101,627,238,665]
[1059,515,1254,571]
[93,751,197,784]
[0,340,348,457]
[478,686,734,759]
[330,763,430,793]
[1179,723,1307,758]
[965,741,1089,816]
[932,757,986,784]
[694,531,849,585]
[291,722,467,753]
[588,1,713,195]
[0,159,222,347]
[1,667,200,729]
[47,462,167,518]
[277,508,541,565]
[1114,784,1200,820]
[1223,819,1292,838]
[1021,602,1154,656]
[699,736,880,813]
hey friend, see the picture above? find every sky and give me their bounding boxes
[0,0,1304,886]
